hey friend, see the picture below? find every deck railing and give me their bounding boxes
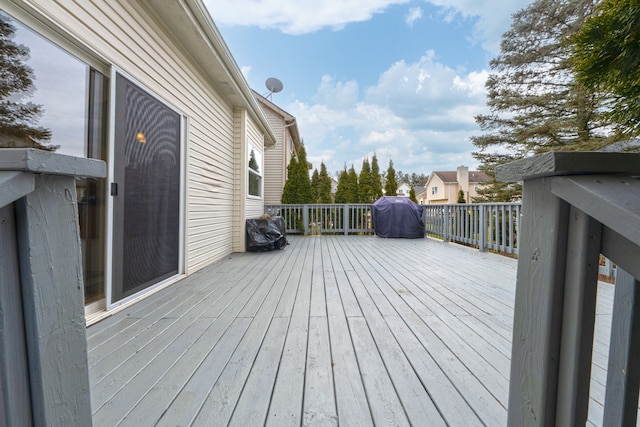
[265,204,375,235]
[0,149,105,426]
[496,151,640,426]
[266,202,521,255]
[424,203,521,255]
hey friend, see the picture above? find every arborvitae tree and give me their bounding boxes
[384,160,398,196]
[358,157,375,203]
[334,168,349,203]
[346,165,359,203]
[370,153,384,200]
[471,0,623,202]
[318,162,333,203]
[457,189,466,203]
[281,154,299,203]
[310,168,321,202]
[571,0,640,138]
[409,186,418,203]
[295,144,313,203]
[0,16,53,150]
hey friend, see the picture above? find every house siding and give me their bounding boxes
[263,108,286,204]
[7,1,266,282]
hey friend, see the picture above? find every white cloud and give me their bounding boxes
[452,70,489,97]
[365,50,487,125]
[288,52,489,175]
[315,75,359,109]
[206,0,410,34]
[405,7,423,27]
[424,0,533,53]
[206,0,531,52]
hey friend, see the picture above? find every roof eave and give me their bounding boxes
[143,0,276,147]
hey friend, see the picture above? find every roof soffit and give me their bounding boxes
[142,0,276,146]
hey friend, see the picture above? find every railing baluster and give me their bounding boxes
[603,268,640,426]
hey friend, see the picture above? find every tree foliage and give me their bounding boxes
[346,165,359,203]
[318,162,333,203]
[571,0,640,137]
[384,160,398,196]
[370,153,384,200]
[409,186,418,203]
[457,189,466,203]
[310,168,320,202]
[358,157,375,203]
[0,16,53,150]
[281,144,312,204]
[471,0,622,202]
[334,168,348,203]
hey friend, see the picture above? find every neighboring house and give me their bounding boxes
[331,176,339,199]
[253,90,302,205]
[425,166,489,204]
[416,186,428,204]
[396,182,411,197]
[1,0,278,319]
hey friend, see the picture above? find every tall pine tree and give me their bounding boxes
[334,167,349,203]
[571,0,640,138]
[347,165,359,203]
[310,168,320,203]
[318,162,333,203]
[281,154,299,203]
[471,0,622,201]
[295,144,313,203]
[384,160,398,196]
[358,157,375,203]
[370,153,384,200]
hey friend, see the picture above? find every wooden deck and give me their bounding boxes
[87,235,620,426]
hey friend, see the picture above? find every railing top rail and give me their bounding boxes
[495,151,640,182]
[0,148,106,178]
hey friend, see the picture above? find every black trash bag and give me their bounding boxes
[371,196,425,238]
[246,216,288,251]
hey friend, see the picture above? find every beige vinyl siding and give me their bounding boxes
[13,0,250,272]
[262,108,286,204]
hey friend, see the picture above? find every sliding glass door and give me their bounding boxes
[111,73,181,303]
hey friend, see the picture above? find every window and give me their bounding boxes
[0,11,109,305]
[432,186,438,195]
[248,145,262,197]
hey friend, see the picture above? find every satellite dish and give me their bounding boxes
[265,77,283,99]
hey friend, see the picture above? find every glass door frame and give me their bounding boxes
[105,68,187,311]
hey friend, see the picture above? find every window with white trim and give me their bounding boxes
[248,145,262,197]
[431,186,438,195]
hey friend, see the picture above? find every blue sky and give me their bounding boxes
[205,0,532,177]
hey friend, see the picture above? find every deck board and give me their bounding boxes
[87,235,626,426]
